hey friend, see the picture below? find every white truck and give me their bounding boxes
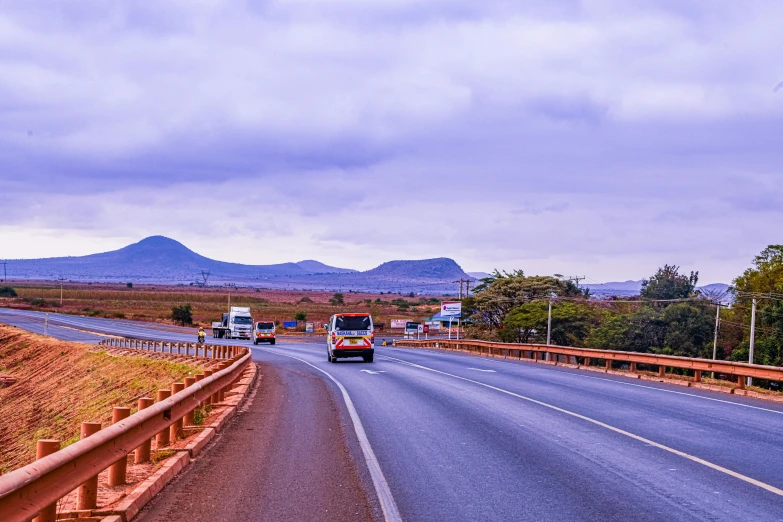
[212,306,254,340]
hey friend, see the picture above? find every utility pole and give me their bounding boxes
[57,277,66,306]
[226,283,236,309]
[567,276,586,287]
[748,298,757,387]
[0,261,6,282]
[712,303,721,379]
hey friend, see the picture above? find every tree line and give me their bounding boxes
[463,245,783,369]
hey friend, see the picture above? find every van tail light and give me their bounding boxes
[370,332,375,344]
[331,331,336,343]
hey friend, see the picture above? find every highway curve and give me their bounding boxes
[2,308,783,521]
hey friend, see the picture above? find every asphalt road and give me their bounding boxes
[3,308,783,521]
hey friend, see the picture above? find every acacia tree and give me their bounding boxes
[466,272,589,340]
[641,265,699,300]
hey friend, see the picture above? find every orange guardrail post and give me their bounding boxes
[134,397,154,463]
[184,377,196,425]
[76,422,102,510]
[170,382,185,441]
[108,407,131,486]
[203,370,214,405]
[658,366,666,378]
[694,370,702,383]
[605,360,611,371]
[155,390,172,448]
[32,440,60,522]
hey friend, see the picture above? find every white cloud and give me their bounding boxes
[1,0,782,283]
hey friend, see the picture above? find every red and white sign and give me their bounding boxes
[423,325,430,334]
[390,319,407,329]
[441,301,462,317]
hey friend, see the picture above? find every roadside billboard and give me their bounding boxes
[283,321,297,329]
[390,319,407,329]
[441,301,462,317]
[405,321,420,334]
[305,322,314,333]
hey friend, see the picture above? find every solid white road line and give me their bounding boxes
[256,347,403,522]
[393,346,783,416]
[381,354,783,498]
[577,373,783,416]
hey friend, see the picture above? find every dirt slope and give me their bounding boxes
[0,325,202,474]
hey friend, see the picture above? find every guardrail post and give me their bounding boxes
[209,365,223,404]
[533,352,539,362]
[605,360,611,371]
[694,370,702,383]
[658,366,666,378]
[156,389,172,448]
[32,440,60,522]
[196,373,207,406]
[76,422,102,510]
[134,398,154,463]
[170,382,185,441]
[583,357,591,367]
[184,377,196,425]
[108,407,131,486]
[737,375,745,389]
[629,362,636,373]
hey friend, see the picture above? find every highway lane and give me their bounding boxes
[254,343,783,521]
[3,308,782,520]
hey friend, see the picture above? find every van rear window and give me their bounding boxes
[335,316,371,331]
[257,322,274,329]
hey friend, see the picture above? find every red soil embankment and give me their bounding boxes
[0,325,202,474]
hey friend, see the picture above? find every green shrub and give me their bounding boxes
[171,303,193,326]
[0,286,17,298]
[295,311,307,321]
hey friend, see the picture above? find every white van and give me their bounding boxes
[326,313,374,363]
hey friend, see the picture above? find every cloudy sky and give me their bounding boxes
[1,0,782,283]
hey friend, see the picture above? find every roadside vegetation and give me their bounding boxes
[0,284,440,329]
[0,325,201,474]
[462,245,783,387]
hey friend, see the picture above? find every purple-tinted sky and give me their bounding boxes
[1,0,782,282]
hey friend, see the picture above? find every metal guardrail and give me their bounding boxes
[394,339,783,387]
[98,337,239,358]
[0,346,251,522]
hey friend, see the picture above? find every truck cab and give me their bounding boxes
[326,313,374,363]
[254,321,276,345]
[223,306,253,340]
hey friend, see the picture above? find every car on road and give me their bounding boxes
[326,313,374,363]
[254,321,276,345]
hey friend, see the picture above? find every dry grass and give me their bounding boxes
[2,281,442,328]
[0,325,202,474]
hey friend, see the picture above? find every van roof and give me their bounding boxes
[339,313,371,317]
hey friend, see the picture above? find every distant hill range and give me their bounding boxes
[4,236,471,294]
[583,280,732,300]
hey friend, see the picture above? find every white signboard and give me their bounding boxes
[390,319,407,329]
[417,324,425,333]
[441,301,462,317]
[429,322,441,331]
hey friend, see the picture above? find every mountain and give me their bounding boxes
[364,258,467,280]
[8,236,306,281]
[467,272,490,280]
[584,280,731,298]
[295,260,356,274]
[5,236,470,294]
